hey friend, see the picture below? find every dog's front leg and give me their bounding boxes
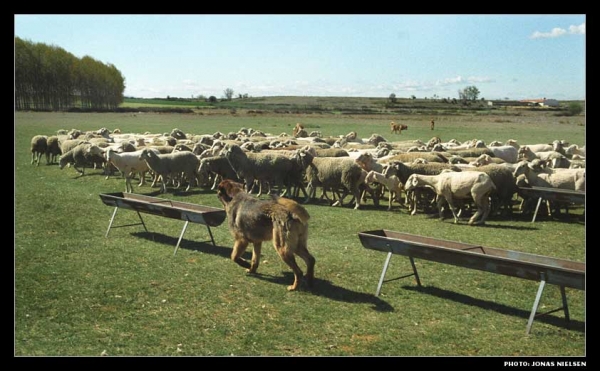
[248,242,262,274]
[231,240,251,269]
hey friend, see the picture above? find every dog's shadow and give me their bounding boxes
[130,231,250,259]
[130,232,393,312]
[250,272,394,313]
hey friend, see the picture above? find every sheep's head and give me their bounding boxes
[87,145,103,156]
[404,174,420,191]
[59,156,68,170]
[512,161,530,178]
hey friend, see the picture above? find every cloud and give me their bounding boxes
[530,22,585,39]
[435,76,493,86]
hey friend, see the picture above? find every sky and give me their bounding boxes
[14,14,586,101]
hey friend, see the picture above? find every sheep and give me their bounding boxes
[197,155,242,190]
[105,148,157,193]
[404,171,496,225]
[469,154,505,167]
[564,144,586,158]
[379,152,448,164]
[282,148,315,201]
[173,143,193,152]
[549,156,586,169]
[59,143,104,175]
[446,147,495,158]
[382,161,462,214]
[170,128,187,140]
[139,148,200,193]
[45,136,61,164]
[488,145,519,163]
[305,157,364,209]
[60,139,88,155]
[364,170,403,211]
[462,164,518,216]
[30,135,48,166]
[219,144,296,197]
[313,148,349,157]
[521,143,554,153]
[513,161,585,217]
[512,161,585,192]
[367,134,387,146]
[518,146,565,162]
[355,152,384,173]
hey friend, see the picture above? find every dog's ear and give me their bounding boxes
[216,182,233,204]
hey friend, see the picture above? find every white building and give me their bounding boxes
[520,98,559,107]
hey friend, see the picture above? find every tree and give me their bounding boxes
[388,93,397,103]
[223,88,234,101]
[208,96,217,103]
[459,86,480,101]
[566,102,583,116]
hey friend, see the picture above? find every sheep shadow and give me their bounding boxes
[249,272,394,313]
[402,285,585,333]
[130,231,250,260]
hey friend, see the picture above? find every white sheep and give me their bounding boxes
[139,148,200,193]
[364,170,403,211]
[404,171,496,225]
[105,148,158,193]
[512,160,585,192]
[488,145,519,163]
[518,146,565,162]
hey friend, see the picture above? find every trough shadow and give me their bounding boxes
[477,223,539,231]
[130,231,251,260]
[402,285,585,333]
[249,272,394,313]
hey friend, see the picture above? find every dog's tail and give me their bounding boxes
[273,196,310,225]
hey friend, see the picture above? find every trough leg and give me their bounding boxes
[136,211,149,233]
[206,225,216,246]
[532,197,543,223]
[409,256,422,287]
[526,273,547,335]
[560,286,570,323]
[105,207,119,237]
[173,219,190,256]
[376,252,393,296]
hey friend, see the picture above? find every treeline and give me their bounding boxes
[15,37,125,111]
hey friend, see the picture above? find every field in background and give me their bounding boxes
[15,108,585,356]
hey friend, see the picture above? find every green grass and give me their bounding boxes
[15,110,585,356]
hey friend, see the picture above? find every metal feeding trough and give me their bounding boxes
[100,192,226,256]
[518,186,585,223]
[358,229,585,334]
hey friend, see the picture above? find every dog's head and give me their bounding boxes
[216,179,245,206]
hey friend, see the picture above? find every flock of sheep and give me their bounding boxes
[30,121,586,225]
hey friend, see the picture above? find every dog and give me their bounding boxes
[216,179,315,291]
[390,121,408,134]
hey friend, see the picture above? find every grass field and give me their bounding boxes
[15,109,586,357]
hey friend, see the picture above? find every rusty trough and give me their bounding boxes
[100,192,226,256]
[517,186,585,223]
[358,229,585,334]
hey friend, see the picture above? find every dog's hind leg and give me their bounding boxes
[277,249,304,291]
[249,242,262,274]
[294,242,315,288]
[231,240,251,269]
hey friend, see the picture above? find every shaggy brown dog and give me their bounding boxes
[390,121,408,134]
[216,179,315,291]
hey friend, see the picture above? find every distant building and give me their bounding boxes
[520,98,559,107]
